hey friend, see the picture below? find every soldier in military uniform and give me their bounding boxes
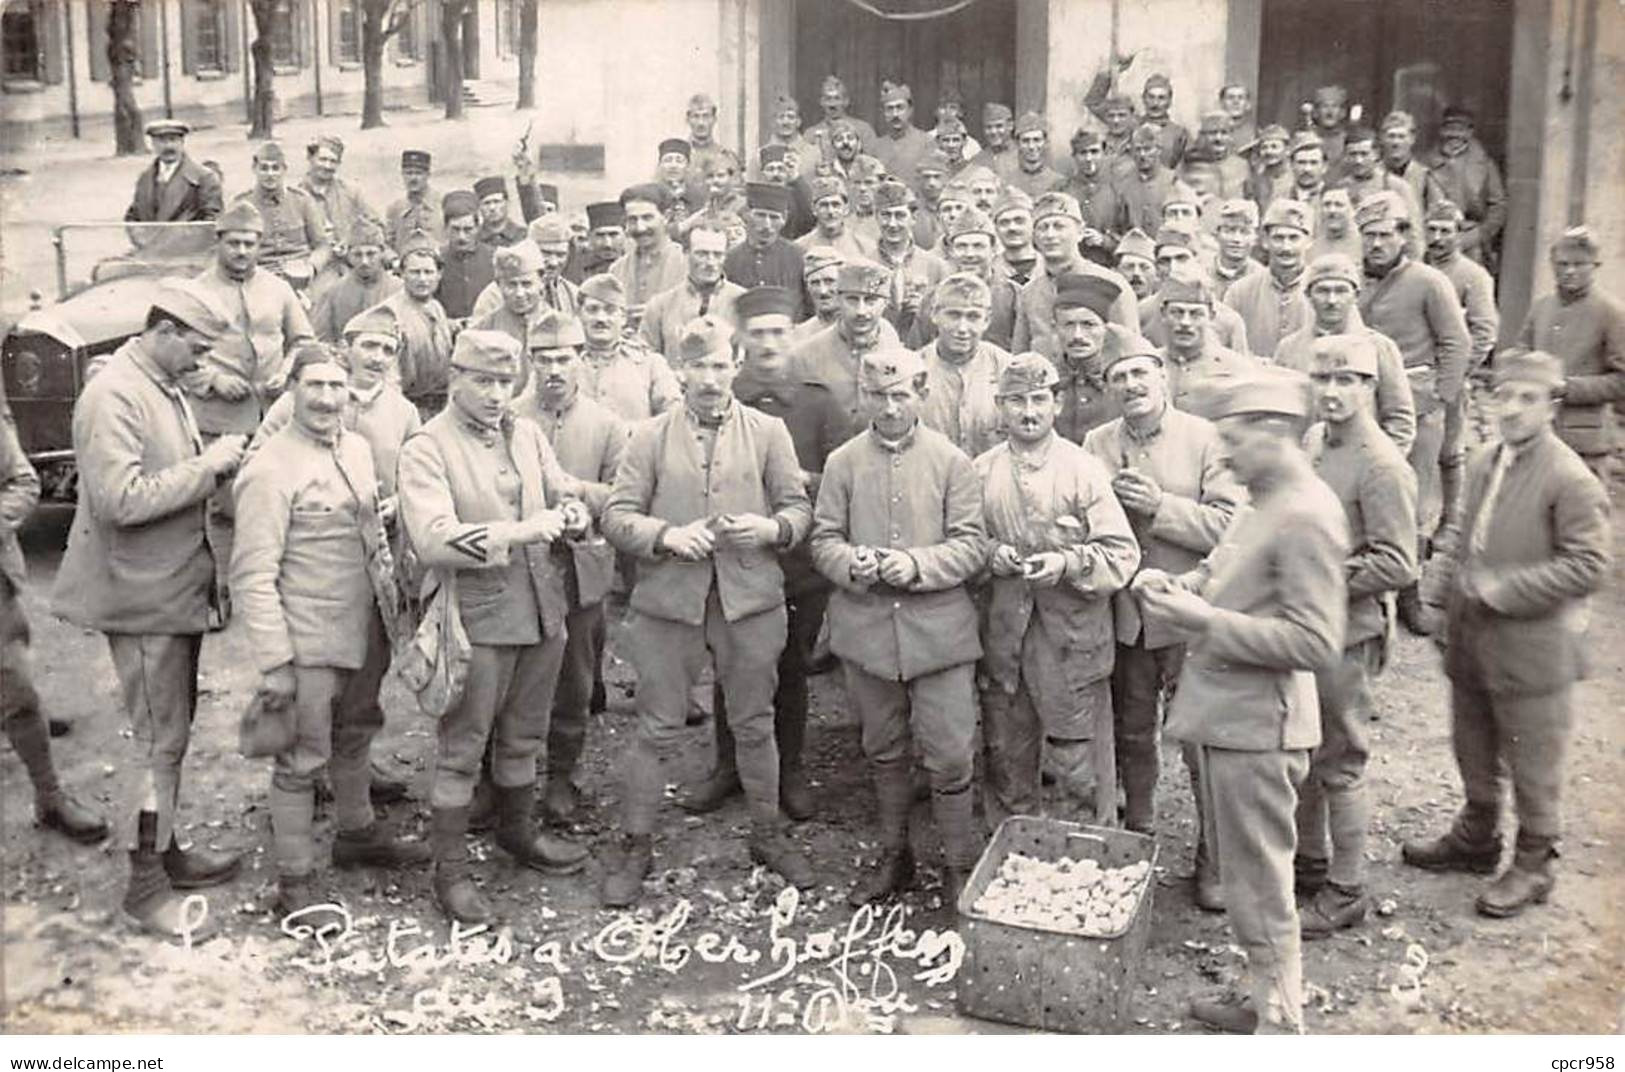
[575,273,684,422]
[234,142,332,283]
[385,150,443,254]
[474,176,529,249]
[1052,274,1130,444]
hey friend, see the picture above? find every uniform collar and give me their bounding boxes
[1007,429,1057,469]
[868,421,919,453]
[682,396,737,430]
[456,407,510,443]
[1122,403,1169,442]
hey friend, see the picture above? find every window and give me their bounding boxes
[1,3,43,82]
[394,3,419,62]
[333,0,359,65]
[270,0,299,68]
[188,0,229,74]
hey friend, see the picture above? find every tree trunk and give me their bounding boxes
[248,0,278,139]
[516,0,538,111]
[108,1,144,155]
[360,2,391,129]
[441,1,468,120]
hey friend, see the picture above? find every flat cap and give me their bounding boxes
[474,176,508,201]
[1492,347,1564,390]
[1054,272,1121,318]
[802,246,844,279]
[1114,228,1157,263]
[1032,190,1083,223]
[1101,326,1164,375]
[983,102,1013,123]
[991,186,1033,219]
[1212,366,1312,420]
[745,181,791,215]
[1216,198,1260,228]
[348,219,387,249]
[875,180,913,210]
[879,80,912,105]
[1354,190,1410,229]
[585,201,625,230]
[578,272,626,307]
[450,328,522,375]
[145,118,191,138]
[215,200,264,235]
[528,215,572,246]
[946,207,996,242]
[1552,225,1600,257]
[916,149,952,176]
[759,143,789,166]
[343,304,400,340]
[1262,198,1312,234]
[149,278,231,339]
[809,175,848,202]
[1305,253,1362,290]
[252,141,286,164]
[1014,111,1047,137]
[997,351,1060,396]
[1309,333,1379,378]
[859,347,927,391]
[400,149,431,171]
[493,240,545,278]
[736,286,799,322]
[527,308,586,349]
[837,260,889,296]
[442,189,479,218]
[658,138,692,160]
[677,315,733,363]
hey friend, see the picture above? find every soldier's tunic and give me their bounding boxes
[918,339,1011,460]
[724,238,808,321]
[1055,170,1126,258]
[1515,286,1625,477]
[793,223,876,262]
[1054,355,1117,445]
[478,218,528,250]
[1116,165,1182,235]
[1274,312,1418,454]
[385,192,444,254]
[872,126,935,187]
[1222,268,1312,359]
[639,279,746,362]
[578,339,683,423]
[1008,163,1065,199]
[254,381,421,502]
[874,240,951,341]
[1430,141,1506,267]
[437,243,496,322]
[377,289,455,414]
[1012,261,1140,363]
[310,271,402,343]
[297,175,378,247]
[188,263,315,434]
[233,186,330,270]
[790,323,891,426]
[609,240,688,313]
[1163,344,1256,421]
[1211,256,1264,301]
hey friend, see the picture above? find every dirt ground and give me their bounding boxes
[1,497,1621,1036]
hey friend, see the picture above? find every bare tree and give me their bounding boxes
[108,1,144,155]
[360,0,421,129]
[247,0,279,138]
[516,0,538,111]
[440,0,473,120]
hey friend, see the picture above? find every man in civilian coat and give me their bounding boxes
[1137,366,1348,1033]
[600,316,814,906]
[125,119,223,245]
[52,281,252,938]
[1403,349,1612,918]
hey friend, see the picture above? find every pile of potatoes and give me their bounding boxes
[971,853,1152,937]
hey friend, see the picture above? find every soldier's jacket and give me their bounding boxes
[640,279,746,362]
[188,263,315,434]
[253,382,421,500]
[1054,357,1117,445]
[974,432,1140,693]
[232,423,396,674]
[1358,258,1471,414]
[311,271,402,344]
[602,401,811,626]
[1430,251,1499,369]
[1430,141,1506,263]
[609,240,688,312]
[0,412,40,587]
[437,243,496,322]
[234,186,331,267]
[811,422,988,681]
[378,290,454,403]
[789,322,891,426]
[918,339,1011,460]
[1274,314,1417,453]
[385,192,444,254]
[578,339,682,424]
[397,410,583,645]
[1012,261,1139,363]
[1164,344,1257,421]
[1162,463,1349,752]
[1516,288,1625,457]
[1222,269,1312,359]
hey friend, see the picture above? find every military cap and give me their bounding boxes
[1130,123,1161,148]
[820,75,847,95]
[939,86,965,108]
[1312,85,1348,105]
[400,149,431,172]
[1070,127,1104,151]
[529,215,572,246]
[1552,225,1600,258]
[658,138,692,161]
[252,141,286,164]
[745,182,791,215]
[307,134,344,158]
[586,201,625,230]
[916,150,952,176]
[1198,110,1231,132]
[802,246,844,279]
[1163,181,1199,208]
[848,154,885,179]
[687,92,717,112]
[826,117,860,142]
[759,143,790,166]
[837,260,889,296]
[859,347,927,391]
[1101,327,1164,375]
[149,278,230,339]
[215,200,264,235]
[620,182,673,211]
[736,286,799,322]
[1032,190,1083,224]
[343,304,400,340]
[773,93,800,116]
[348,219,387,249]
[946,207,996,242]
[934,272,992,309]
[1305,253,1362,290]
[1288,132,1326,160]
[1425,199,1466,226]
[1256,123,1290,144]
[808,175,848,202]
[958,163,998,189]
[1440,106,1474,130]
[398,230,441,262]
[991,186,1033,219]
[1114,228,1157,264]
[442,190,479,219]
[1159,264,1211,306]
[1145,73,1173,92]
[1216,199,1260,228]
[997,351,1060,396]
[1154,226,1196,254]
[1309,333,1380,378]
[1492,348,1565,390]
[1054,272,1120,318]
[983,102,1013,123]
[688,223,731,252]
[677,315,733,363]
[286,341,347,382]
[938,179,974,207]
[1261,198,1312,235]
[1354,190,1410,229]
[1213,365,1312,420]
[1014,111,1047,137]
[936,116,967,137]
[875,180,913,211]
[879,80,912,105]
[145,118,191,138]
[527,308,586,350]
[493,240,545,278]
[536,183,560,206]
[451,329,521,375]
[1102,93,1135,113]
[579,272,626,307]
[473,176,508,201]
[1380,110,1416,134]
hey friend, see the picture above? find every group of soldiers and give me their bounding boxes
[1,65,1619,1037]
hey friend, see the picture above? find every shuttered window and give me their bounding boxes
[332,0,359,65]
[182,0,233,75]
[1,2,45,82]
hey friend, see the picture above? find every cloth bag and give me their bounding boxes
[238,691,296,758]
[394,569,471,719]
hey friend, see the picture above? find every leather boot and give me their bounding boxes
[467,776,498,832]
[942,866,971,916]
[1300,882,1369,938]
[776,691,814,822]
[332,823,432,870]
[163,836,243,890]
[4,708,109,844]
[850,762,915,906]
[540,776,581,826]
[369,763,410,805]
[849,848,915,907]
[601,834,654,908]
[1192,831,1224,913]
[749,822,815,889]
[1294,854,1329,897]
[494,785,589,874]
[431,806,491,925]
[1476,840,1556,918]
[273,872,347,925]
[589,676,608,715]
[680,694,742,813]
[37,790,110,844]
[123,812,216,941]
[1402,817,1502,875]
[1189,990,1258,1034]
[1396,583,1434,636]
